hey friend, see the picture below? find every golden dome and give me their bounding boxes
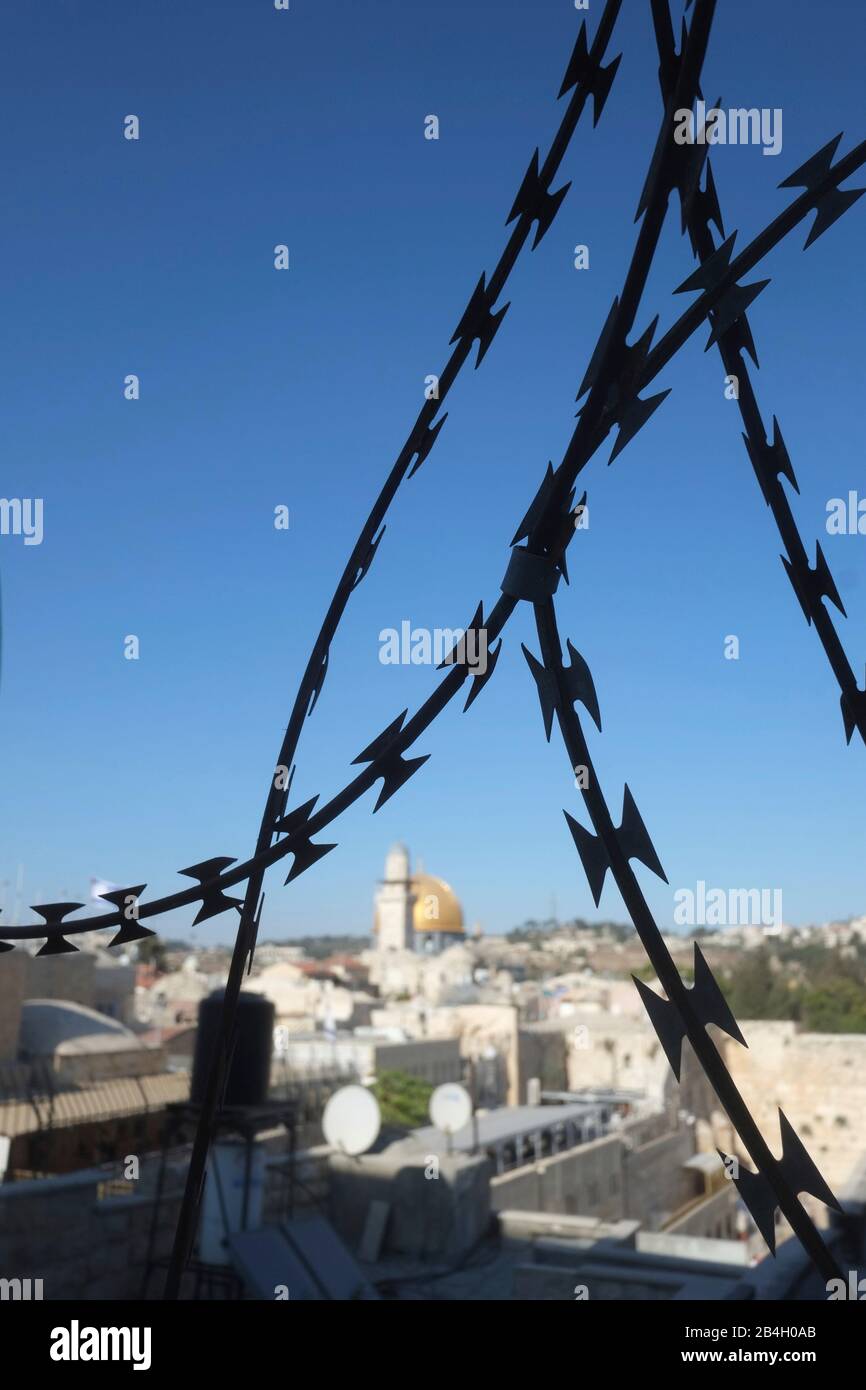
[411,873,464,936]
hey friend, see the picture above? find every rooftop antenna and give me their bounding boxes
[429,1082,473,1157]
[322,1084,381,1157]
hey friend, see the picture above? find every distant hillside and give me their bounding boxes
[258,934,371,960]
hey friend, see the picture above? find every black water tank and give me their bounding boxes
[191,990,274,1108]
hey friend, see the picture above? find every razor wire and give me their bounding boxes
[2,117,861,952]
[165,0,860,1294]
[166,0,708,1294]
[1,1,862,1294]
[527,588,844,1280]
[516,0,866,1280]
[651,0,866,747]
[158,0,629,1295]
[508,0,844,1283]
[1,119,860,953]
[519,0,866,1282]
[0,3,625,958]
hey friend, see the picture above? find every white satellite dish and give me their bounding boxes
[322,1084,381,1156]
[429,1083,473,1136]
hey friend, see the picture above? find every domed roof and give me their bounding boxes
[411,873,464,936]
[19,1000,143,1059]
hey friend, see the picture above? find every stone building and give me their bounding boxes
[24,949,95,1009]
[19,946,137,1028]
[372,842,466,956]
[276,1032,462,1087]
[721,1021,866,1193]
[253,962,372,1031]
[18,1000,165,1084]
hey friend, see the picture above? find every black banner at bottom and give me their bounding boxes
[3,1295,861,1376]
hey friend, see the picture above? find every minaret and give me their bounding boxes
[374,843,416,952]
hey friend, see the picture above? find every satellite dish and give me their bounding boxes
[322,1084,381,1156]
[429,1083,473,1136]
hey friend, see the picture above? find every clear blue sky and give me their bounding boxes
[0,0,864,942]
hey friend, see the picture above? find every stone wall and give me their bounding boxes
[516,1025,569,1103]
[93,962,137,1026]
[518,1010,866,1200]
[623,1127,696,1229]
[328,1146,491,1261]
[0,1167,183,1300]
[490,1131,626,1221]
[24,952,95,1009]
[661,1185,739,1242]
[488,1114,708,1232]
[0,1142,322,1300]
[372,1036,462,1086]
[518,1013,672,1107]
[55,1043,167,1085]
[721,1022,866,1192]
[426,1004,520,1105]
[554,1009,866,1199]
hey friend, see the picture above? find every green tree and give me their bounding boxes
[722,948,792,1021]
[372,1070,434,1130]
[136,935,168,972]
[721,944,866,1033]
[800,977,866,1033]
